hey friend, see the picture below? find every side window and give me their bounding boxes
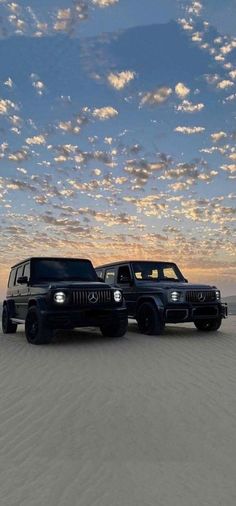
[15,265,24,285]
[117,265,131,283]
[104,268,116,285]
[163,267,178,280]
[8,269,16,288]
[23,263,30,280]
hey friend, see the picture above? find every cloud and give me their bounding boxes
[107,70,136,90]
[30,73,46,95]
[175,100,204,113]
[8,149,29,162]
[187,1,202,16]
[178,18,194,31]
[4,77,13,88]
[221,164,236,174]
[175,82,190,98]
[140,87,172,106]
[54,3,88,32]
[229,70,236,80]
[174,126,205,134]
[58,121,81,134]
[220,41,236,55]
[92,106,118,120]
[217,80,234,90]
[205,74,220,85]
[0,98,17,115]
[211,131,227,143]
[26,134,46,145]
[92,0,119,7]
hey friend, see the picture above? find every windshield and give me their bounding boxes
[32,259,98,282]
[132,262,184,282]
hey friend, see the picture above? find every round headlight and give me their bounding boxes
[215,290,221,300]
[170,291,181,302]
[54,291,66,304]
[114,290,122,303]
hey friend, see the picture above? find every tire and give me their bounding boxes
[194,317,222,332]
[100,319,128,338]
[137,301,165,335]
[25,306,53,345]
[2,305,17,334]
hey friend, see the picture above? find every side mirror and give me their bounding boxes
[17,276,28,285]
[97,276,105,283]
[119,276,133,285]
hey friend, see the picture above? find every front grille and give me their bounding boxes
[186,290,216,303]
[72,289,113,305]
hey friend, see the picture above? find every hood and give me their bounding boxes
[48,281,112,290]
[136,281,216,291]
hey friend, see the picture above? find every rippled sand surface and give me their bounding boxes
[1,317,236,506]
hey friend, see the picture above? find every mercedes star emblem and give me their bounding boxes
[197,292,205,301]
[88,291,99,303]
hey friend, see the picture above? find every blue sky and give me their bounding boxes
[0,0,235,296]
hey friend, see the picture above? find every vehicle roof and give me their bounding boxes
[11,257,92,269]
[96,260,177,268]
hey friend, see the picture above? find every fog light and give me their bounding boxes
[54,291,66,304]
[114,290,122,302]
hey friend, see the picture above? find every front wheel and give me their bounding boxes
[137,302,165,335]
[100,319,128,338]
[194,317,222,332]
[2,305,17,334]
[25,306,53,345]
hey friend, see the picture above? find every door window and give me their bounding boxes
[23,263,30,280]
[117,265,131,283]
[104,269,116,285]
[8,269,16,288]
[15,265,24,285]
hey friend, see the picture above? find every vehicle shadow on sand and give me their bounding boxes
[127,321,230,341]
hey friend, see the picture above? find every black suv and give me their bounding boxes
[2,257,128,344]
[95,260,228,335]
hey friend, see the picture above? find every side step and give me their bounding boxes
[11,318,25,324]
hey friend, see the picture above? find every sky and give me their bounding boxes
[0,0,236,298]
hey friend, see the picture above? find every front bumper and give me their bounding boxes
[40,306,128,329]
[165,302,228,323]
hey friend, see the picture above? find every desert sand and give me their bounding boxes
[0,316,236,506]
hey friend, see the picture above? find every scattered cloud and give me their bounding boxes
[0,98,17,115]
[187,1,202,16]
[175,100,204,113]
[107,70,136,90]
[92,106,118,120]
[140,87,172,106]
[92,0,119,7]
[26,134,46,145]
[211,131,227,143]
[217,80,234,90]
[175,82,190,99]
[174,126,205,134]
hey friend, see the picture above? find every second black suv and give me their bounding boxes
[2,257,128,344]
[95,260,228,335]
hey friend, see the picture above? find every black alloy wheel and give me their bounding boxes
[194,318,222,332]
[137,302,165,335]
[2,305,17,334]
[25,306,53,345]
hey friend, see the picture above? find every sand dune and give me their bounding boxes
[0,317,236,506]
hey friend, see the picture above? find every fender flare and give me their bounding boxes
[2,299,15,317]
[27,298,47,312]
[135,295,165,319]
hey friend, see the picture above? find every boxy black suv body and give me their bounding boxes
[95,261,228,335]
[2,257,128,344]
